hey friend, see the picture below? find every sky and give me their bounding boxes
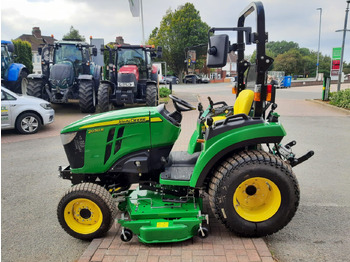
[1,0,349,62]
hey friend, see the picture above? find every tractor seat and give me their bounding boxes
[210,89,254,124]
[233,89,254,115]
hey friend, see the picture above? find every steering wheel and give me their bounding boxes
[169,95,196,112]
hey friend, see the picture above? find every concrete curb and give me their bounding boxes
[307,99,350,115]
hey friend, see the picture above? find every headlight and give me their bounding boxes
[60,132,77,145]
[40,103,52,110]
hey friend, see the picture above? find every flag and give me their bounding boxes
[128,0,140,17]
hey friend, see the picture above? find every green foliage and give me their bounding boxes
[159,87,172,98]
[329,89,350,109]
[343,62,350,75]
[147,3,210,81]
[63,26,85,41]
[266,41,299,56]
[273,49,303,75]
[12,39,33,73]
[250,41,331,77]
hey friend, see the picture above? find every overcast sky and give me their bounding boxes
[1,0,349,62]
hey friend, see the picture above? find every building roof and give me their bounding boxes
[15,27,56,52]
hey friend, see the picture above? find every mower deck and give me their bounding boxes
[118,188,207,243]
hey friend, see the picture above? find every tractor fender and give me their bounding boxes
[7,63,25,82]
[99,80,116,92]
[92,65,102,88]
[78,74,93,81]
[27,73,46,80]
[189,123,286,188]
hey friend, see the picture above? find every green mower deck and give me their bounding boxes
[118,188,207,243]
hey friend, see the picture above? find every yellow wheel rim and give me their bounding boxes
[64,198,103,235]
[233,177,281,222]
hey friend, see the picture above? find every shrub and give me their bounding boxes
[329,89,350,109]
[159,87,172,98]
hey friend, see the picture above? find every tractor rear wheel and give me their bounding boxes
[57,183,117,240]
[79,80,96,113]
[27,79,45,99]
[98,82,114,112]
[146,83,158,106]
[209,150,299,237]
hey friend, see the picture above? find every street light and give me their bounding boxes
[336,0,350,92]
[316,8,322,81]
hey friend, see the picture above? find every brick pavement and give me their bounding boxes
[78,92,274,262]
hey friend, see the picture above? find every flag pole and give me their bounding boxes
[140,0,145,44]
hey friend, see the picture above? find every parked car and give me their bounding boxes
[164,76,179,84]
[200,75,210,83]
[1,86,55,134]
[184,74,202,84]
[159,75,179,84]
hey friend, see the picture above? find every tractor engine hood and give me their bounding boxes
[61,107,151,133]
[60,105,181,174]
[49,62,74,89]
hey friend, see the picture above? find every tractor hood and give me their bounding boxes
[61,107,152,133]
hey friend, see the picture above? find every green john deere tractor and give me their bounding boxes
[57,1,314,243]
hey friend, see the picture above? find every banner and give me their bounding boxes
[128,0,140,17]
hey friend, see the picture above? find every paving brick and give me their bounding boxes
[102,256,116,262]
[181,250,192,260]
[203,255,227,262]
[237,255,250,262]
[113,255,137,262]
[91,248,107,262]
[261,256,274,262]
[147,256,159,262]
[148,249,171,256]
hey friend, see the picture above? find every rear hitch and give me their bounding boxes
[275,141,314,167]
[289,150,314,167]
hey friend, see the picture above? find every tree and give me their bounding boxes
[12,39,33,73]
[266,41,299,56]
[63,26,85,41]
[273,49,304,76]
[147,3,210,80]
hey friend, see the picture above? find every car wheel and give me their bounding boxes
[15,112,42,134]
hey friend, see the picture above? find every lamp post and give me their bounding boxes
[336,0,350,92]
[316,8,322,81]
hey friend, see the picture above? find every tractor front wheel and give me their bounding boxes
[146,83,158,106]
[57,183,117,240]
[79,80,96,113]
[98,82,114,112]
[27,79,46,100]
[209,150,299,237]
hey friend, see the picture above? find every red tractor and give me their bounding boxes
[98,45,162,111]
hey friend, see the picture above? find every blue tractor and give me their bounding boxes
[1,40,29,94]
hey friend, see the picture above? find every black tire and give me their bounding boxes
[27,79,45,99]
[98,82,114,112]
[15,112,42,134]
[57,183,117,241]
[79,80,96,113]
[146,83,158,106]
[208,150,299,237]
[16,70,28,94]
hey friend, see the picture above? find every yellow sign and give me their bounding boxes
[156,222,169,228]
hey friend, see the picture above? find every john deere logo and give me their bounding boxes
[81,117,150,129]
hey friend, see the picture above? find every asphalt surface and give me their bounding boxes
[1,82,350,262]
